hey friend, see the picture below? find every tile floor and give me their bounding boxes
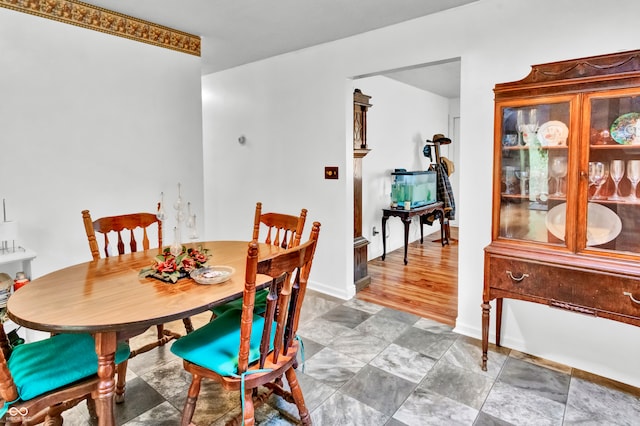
[66,290,640,425]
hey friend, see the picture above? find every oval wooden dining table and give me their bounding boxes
[7,240,281,426]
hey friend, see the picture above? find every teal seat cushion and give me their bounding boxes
[171,309,275,377]
[211,289,269,317]
[7,333,130,401]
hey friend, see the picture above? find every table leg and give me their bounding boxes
[381,216,388,261]
[439,211,449,246]
[401,217,411,265]
[419,215,424,244]
[94,332,117,426]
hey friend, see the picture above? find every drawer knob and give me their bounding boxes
[506,270,529,282]
[623,292,640,305]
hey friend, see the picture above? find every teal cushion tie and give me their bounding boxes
[211,289,269,317]
[171,309,276,377]
[7,333,130,402]
[295,335,305,373]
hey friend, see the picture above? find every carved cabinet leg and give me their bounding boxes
[495,298,503,347]
[481,301,491,371]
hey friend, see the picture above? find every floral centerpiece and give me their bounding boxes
[139,246,209,283]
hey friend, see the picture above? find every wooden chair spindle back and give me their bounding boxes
[0,325,18,403]
[238,221,320,375]
[82,206,162,261]
[252,202,307,250]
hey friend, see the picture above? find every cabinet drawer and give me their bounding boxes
[594,277,640,318]
[487,256,640,319]
[487,256,574,301]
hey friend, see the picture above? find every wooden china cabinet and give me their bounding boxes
[482,50,640,370]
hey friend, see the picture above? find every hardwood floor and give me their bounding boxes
[357,227,458,326]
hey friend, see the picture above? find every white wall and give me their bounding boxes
[0,8,203,277]
[354,76,449,259]
[202,0,640,387]
[201,56,353,299]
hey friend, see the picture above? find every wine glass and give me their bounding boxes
[588,162,605,199]
[502,166,517,194]
[528,108,538,130]
[549,156,567,196]
[515,168,530,195]
[594,163,610,200]
[516,110,525,145]
[609,159,625,201]
[626,160,640,200]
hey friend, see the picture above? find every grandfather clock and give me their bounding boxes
[353,89,372,291]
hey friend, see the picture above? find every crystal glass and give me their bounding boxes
[502,166,517,194]
[528,108,538,129]
[627,160,640,200]
[609,159,625,201]
[549,156,568,196]
[515,108,539,146]
[516,109,525,145]
[588,162,606,199]
[515,168,530,195]
[593,163,609,200]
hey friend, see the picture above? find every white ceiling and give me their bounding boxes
[83,0,473,98]
[370,59,461,99]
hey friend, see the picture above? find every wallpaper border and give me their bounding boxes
[1,0,201,56]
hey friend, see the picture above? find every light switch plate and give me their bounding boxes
[325,166,339,179]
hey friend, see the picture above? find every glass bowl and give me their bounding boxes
[190,266,235,285]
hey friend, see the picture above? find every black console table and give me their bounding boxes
[381,201,447,265]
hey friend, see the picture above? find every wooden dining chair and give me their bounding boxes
[81,208,193,402]
[171,221,321,426]
[210,202,307,319]
[0,324,129,425]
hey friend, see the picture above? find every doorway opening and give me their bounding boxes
[352,58,461,325]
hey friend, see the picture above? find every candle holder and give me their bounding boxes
[0,199,23,255]
[156,183,199,255]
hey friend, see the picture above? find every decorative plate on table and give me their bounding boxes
[545,202,622,246]
[610,112,640,145]
[537,120,569,146]
[190,266,235,285]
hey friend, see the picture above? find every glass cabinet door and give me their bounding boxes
[498,101,571,245]
[584,91,640,255]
